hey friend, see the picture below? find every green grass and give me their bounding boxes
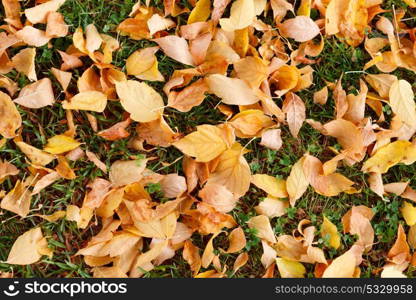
[1,0,416,278]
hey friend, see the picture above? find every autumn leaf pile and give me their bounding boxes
[1,0,416,278]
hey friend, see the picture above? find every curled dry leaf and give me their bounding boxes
[223,227,246,253]
[51,68,72,91]
[320,216,341,249]
[183,240,202,276]
[86,151,107,173]
[286,156,309,206]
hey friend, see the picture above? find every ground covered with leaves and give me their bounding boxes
[1,0,416,278]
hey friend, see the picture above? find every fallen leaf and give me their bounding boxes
[251,174,288,198]
[275,257,306,278]
[206,143,251,198]
[62,91,107,112]
[260,129,282,151]
[247,215,276,244]
[173,125,227,163]
[115,80,164,122]
[44,135,81,155]
[401,201,416,226]
[0,91,21,138]
[153,36,195,65]
[320,216,341,249]
[206,74,258,105]
[6,227,48,265]
[24,0,66,24]
[279,16,320,42]
[109,159,147,187]
[11,48,37,81]
[14,78,55,109]
[282,92,306,138]
[389,79,416,127]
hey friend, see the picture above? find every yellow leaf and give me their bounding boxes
[362,140,414,174]
[320,216,341,249]
[247,215,276,243]
[251,174,288,198]
[297,0,311,16]
[173,125,227,163]
[44,135,81,154]
[183,240,202,275]
[115,80,164,122]
[322,250,357,278]
[109,159,147,187]
[224,227,246,253]
[389,79,416,127]
[206,143,251,197]
[24,0,66,24]
[233,27,249,57]
[11,48,37,80]
[275,258,306,278]
[219,0,255,31]
[234,56,268,89]
[255,196,289,219]
[126,47,159,76]
[62,91,108,112]
[202,232,221,268]
[286,157,309,206]
[188,0,211,24]
[0,91,21,139]
[15,141,55,166]
[6,227,46,265]
[401,201,416,226]
[206,74,258,105]
[230,110,274,138]
[0,180,31,217]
